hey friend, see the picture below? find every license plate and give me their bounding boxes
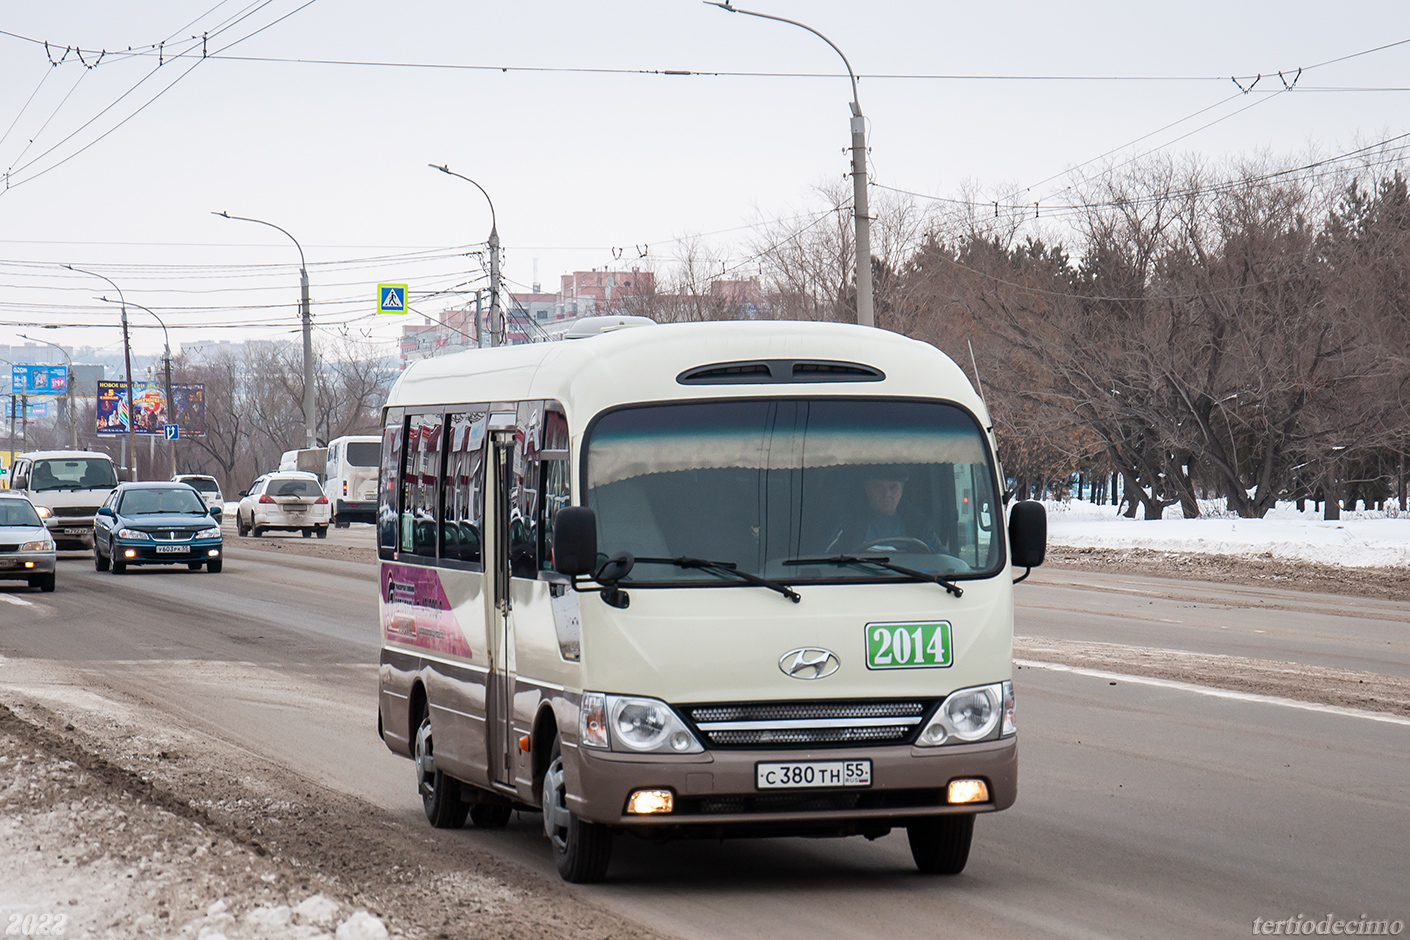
[63,528,86,535]
[755,760,872,790]
[0,559,18,569]
[285,506,306,513]
[154,545,188,554]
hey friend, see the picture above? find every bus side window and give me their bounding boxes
[402,413,443,558]
[377,412,404,558]
[539,408,570,572]
[510,400,542,578]
[440,409,487,567]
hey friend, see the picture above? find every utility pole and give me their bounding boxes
[708,2,874,328]
[66,265,139,481]
[212,211,317,448]
[110,301,175,476]
[430,165,502,346]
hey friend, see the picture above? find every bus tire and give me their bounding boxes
[907,814,975,875]
[542,736,612,883]
[469,802,513,829]
[414,706,468,829]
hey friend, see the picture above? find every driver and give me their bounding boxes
[825,467,943,555]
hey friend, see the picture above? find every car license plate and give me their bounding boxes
[154,545,188,554]
[63,528,86,535]
[0,559,18,569]
[286,505,306,513]
[755,760,872,790]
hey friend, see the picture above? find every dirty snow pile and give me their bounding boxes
[1043,499,1410,568]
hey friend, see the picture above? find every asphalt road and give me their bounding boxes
[2,549,1406,939]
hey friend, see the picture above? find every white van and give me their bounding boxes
[8,450,120,550]
[374,321,1046,883]
[324,435,381,527]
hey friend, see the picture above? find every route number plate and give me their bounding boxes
[866,621,952,669]
[755,760,871,790]
[154,545,188,553]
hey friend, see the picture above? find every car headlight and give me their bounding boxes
[116,528,151,540]
[579,692,703,754]
[195,527,222,539]
[35,506,53,519]
[20,540,54,552]
[916,681,1013,746]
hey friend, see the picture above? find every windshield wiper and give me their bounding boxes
[783,555,963,598]
[634,556,801,604]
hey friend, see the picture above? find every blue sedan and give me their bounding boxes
[94,481,224,574]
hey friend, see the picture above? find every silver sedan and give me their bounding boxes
[0,494,58,592]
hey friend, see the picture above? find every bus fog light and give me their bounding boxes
[123,549,137,559]
[947,779,989,804]
[626,789,673,814]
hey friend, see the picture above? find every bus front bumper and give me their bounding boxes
[568,736,1016,834]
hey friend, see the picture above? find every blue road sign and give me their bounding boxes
[378,284,408,314]
[164,423,180,441]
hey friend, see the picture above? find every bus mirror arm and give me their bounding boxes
[1012,567,1032,584]
[592,551,634,609]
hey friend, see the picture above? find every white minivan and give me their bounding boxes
[324,435,381,527]
[8,450,120,550]
[375,320,1046,883]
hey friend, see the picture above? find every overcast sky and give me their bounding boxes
[2,0,1408,359]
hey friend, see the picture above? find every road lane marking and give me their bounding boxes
[0,594,34,607]
[1016,659,1410,728]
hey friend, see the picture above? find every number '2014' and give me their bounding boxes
[872,626,943,665]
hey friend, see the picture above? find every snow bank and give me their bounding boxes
[1042,499,1410,568]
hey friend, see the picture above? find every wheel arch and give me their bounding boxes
[531,702,560,802]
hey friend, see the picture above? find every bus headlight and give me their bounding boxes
[916,682,1011,746]
[581,693,703,754]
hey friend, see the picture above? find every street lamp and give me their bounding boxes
[16,333,77,450]
[429,164,502,347]
[100,297,175,476]
[212,211,316,448]
[706,1,875,328]
[63,264,139,481]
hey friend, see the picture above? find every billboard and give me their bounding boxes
[96,381,205,436]
[10,364,68,397]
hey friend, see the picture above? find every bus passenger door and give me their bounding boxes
[486,421,517,790]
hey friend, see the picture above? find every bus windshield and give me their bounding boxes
[584,399,1002,584]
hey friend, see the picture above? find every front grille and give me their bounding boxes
[144,530,194,541]
[682,788,944,815]
[683,700,931,749]
[52,506,99,517]
[0,544,18,553]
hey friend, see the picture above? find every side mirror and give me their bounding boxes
[237,491,248,498]
[552,507,598,576]
[97,506,115,518]
[1008,500,1047,573]
[209,506,222,517]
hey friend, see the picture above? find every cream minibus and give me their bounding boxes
[375,319,1046,883]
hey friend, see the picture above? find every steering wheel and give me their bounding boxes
[859,536,933,554]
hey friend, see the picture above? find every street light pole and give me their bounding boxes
[102,299,174,476]
[430,165,502,347]
[17,333,77,450]
[64,265,139,480]
[212,211,317,447]
[707,1,874,328]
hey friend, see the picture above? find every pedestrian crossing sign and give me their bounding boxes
[378,284,408,314]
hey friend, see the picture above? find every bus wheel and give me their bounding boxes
[907,814,975,875]
[542,736,612,883]
[414,707,468,829]
[469,802,513,829]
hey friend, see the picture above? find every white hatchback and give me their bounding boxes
[235,471,331,538]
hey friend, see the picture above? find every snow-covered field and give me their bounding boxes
[1044,499,1410,569]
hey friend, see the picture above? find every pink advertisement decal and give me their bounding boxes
[380,562,473,659]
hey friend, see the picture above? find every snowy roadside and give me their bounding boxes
[1043,499,1410,569]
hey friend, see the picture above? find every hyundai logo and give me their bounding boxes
[779,647,841,680]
